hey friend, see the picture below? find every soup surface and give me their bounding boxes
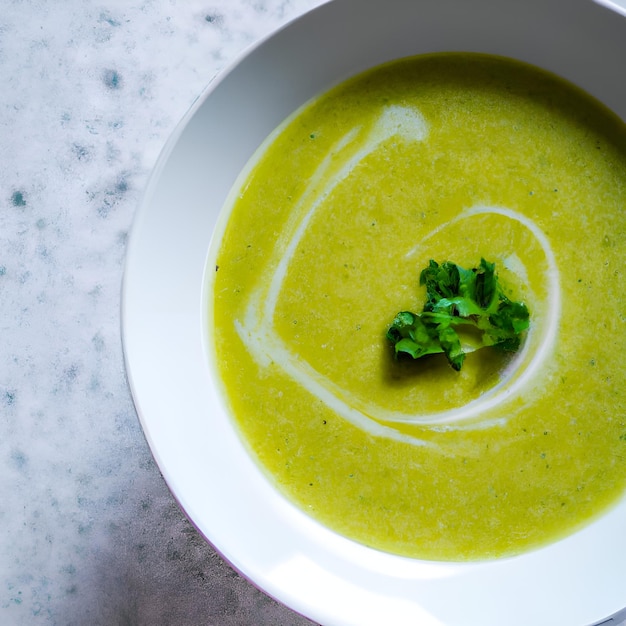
[210,53,626,560]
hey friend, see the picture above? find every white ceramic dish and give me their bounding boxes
[122,0,626,624]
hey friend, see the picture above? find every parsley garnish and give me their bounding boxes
[386,259,530,371]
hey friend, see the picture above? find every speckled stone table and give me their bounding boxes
[0,1,323,624]
[2,1,626,625]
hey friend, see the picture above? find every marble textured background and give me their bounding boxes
[0,1,323,624]
[2,0,626,625]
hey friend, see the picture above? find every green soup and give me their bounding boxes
[211,53,626,560]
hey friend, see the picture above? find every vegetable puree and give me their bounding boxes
[210,53,626,560]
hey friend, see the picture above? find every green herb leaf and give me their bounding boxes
[386,259,530,371]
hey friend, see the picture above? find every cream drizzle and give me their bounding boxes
[234,106,561,445]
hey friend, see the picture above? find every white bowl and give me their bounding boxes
[122,0,626,624]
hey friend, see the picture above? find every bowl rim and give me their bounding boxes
[122,0,626,624]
